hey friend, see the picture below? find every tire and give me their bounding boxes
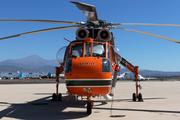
[58,93,62,101]
[51,93,57,101]
[87,102,92,115]
[133,93,136,101]
[138,93,143,102]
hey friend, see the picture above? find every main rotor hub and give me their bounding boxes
[86,20,107,28]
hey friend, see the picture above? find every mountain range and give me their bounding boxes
[0,55,59,73]
[0,55,180,76]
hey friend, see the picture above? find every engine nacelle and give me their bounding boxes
[76,28,89,40]
[98,29,111,41]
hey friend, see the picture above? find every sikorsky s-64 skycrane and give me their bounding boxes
[0,1,180,115]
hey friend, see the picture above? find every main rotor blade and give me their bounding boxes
[0,19,81,24]
[112,23,180,27]
[71,1,98,21]
[0,25,79,40]
[111,26,180,44]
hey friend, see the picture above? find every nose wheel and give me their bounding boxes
[87,99,94,115]
[87,101,92,115]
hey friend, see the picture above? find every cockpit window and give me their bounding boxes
[107,44,111,60]
[93,43,106,57]
[70,43,83,58]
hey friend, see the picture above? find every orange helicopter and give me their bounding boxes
[0,1,180,115]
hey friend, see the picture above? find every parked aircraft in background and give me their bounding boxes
[50,73,65,79]
[117,72,128,80]
[138,74,157,81]
[112,72,127,80]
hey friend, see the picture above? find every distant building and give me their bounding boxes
[0,72,49,79]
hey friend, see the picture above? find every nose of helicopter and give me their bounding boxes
[65,57,112,96]
[66,57,101,79]
[64,57,112,79]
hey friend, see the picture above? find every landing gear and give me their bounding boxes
[52,93,57,101]
[132,93,136,101]
[138,93,143,102]
[51,67,64,102]
[132,66,143,102]
[51,93,62,101]
[87,102,92,115]
[86,98,94,115]
[58,93,62,101]
[132,93,143,102]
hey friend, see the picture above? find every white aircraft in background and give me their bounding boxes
[118,71,157,81]
[59,74,64,79]
[112,72,128,80]
[138,74,157,81]
[50,73,65,79]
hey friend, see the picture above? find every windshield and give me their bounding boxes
[93,43,106,57]
[70,43,83,58]
[69,42,106,58]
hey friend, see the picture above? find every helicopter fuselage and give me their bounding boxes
[64,38,116,97]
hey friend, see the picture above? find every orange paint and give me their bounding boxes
[63,39,113,98]
[67,86,111,96]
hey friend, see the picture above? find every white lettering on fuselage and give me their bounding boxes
[78,63,95,65]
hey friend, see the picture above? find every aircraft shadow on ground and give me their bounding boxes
[0,94,89,120]
[0,94,178,120]
[93,97,180,114]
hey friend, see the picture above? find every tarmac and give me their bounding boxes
[0,81,180,120]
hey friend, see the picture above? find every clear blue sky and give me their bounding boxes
[0,0,180,71]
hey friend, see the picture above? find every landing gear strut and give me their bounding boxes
[132,66,143,102]
[52,66,64,102]
[132,93,143,102]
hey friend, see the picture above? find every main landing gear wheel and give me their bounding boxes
[51,93,57,101]
[51,93,62,102]
[132,93,143,102]
[87,102,92,115]
[58,93,62,101]
[132,93,136,101]
[138,93,143,102]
